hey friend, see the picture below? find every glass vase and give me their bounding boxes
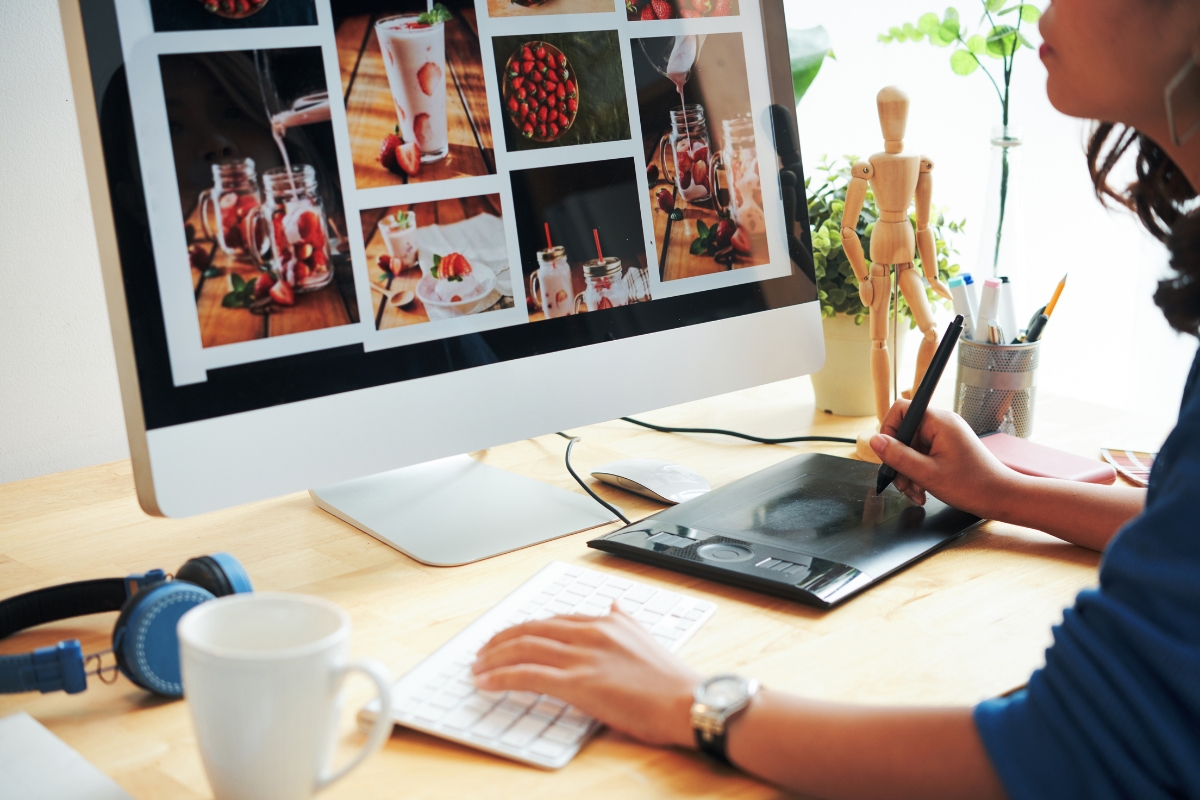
[977,126,1038,324]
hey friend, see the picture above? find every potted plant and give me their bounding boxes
[806,157,964,416]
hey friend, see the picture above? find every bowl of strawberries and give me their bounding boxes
[627,0,731,19]
[502,42,579,144]
[199,0,270,19]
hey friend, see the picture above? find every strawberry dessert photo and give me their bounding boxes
[491,31,630,153]
[360,195,514,331]
[332,0,495,189]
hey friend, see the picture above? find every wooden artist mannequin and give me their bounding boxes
[840,87,952,436]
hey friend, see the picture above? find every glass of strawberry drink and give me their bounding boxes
[660,105,713,205]
[199,158,265,261]
[261,165,333,293]
[376,14,448,163]
[574,257,628,312]
[531,245,573,318]
[377,210,419,270]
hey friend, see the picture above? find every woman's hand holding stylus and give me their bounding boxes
[870,401,1016,516]
[871,400,1146,551]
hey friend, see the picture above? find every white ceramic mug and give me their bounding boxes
[178,593,393,800]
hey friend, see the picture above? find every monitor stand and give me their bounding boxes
[309,455,617,566]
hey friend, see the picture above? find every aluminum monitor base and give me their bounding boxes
[310,455,616,566]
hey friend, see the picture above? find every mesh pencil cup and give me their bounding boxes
[954,339,1041,438]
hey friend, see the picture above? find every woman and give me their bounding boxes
[472,1,1200,796]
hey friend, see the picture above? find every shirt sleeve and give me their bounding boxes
[973,446,1200,800]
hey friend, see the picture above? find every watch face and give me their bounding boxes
[703,677,746,709]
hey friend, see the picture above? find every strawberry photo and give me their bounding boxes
[625,0,737,21]
[359,195,514,330]
[484,0,611,19]
[149,0,317,31]
[333,0,495,189]
[632,33,768,282]
[160,47,360,349]
[491,31,631,153]
[509,158,652,322]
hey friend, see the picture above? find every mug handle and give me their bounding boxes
[658,133,676,187]
[314,658,393,793]
[529,271,543,310]
[198,189,218,243]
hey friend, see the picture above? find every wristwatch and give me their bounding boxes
[690,674,759,764]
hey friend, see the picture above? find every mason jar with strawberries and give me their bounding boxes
[199,158,266,262]
[259,165,333,293]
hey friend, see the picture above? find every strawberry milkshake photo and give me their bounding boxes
[376,4,452,164]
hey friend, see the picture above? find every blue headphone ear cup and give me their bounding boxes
[111,582,215,697]
[174,553,252,597]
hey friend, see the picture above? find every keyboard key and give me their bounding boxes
[530,738,567,759]
[606,577,631,590]
[562,566,583,577]
[558,590,588,606]
[634,609,663,626]
[557,708,592,730]
[623,585,654,603]
[549,600,574,615]
[651,624,683,641]
[500,691,540,713]
[475,689,507,703]
[443,704,487,730]
[472,707,521,740]
[674,617,692,630]
[533,610,555,621]
[416,703,447,723]
[542,722,586,744]
[653,634,672,646]
[444,680,476,698]
[530,699,565,719]
[428,692,460,709]
[684,608,704,621]
[575,572,605,588]
[500,715,551,749]
[462,695,497,714]
[578,603,609,617]
[594,584,623,599]
[644,592,681,615]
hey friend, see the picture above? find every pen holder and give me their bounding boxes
[954,339,1040,439]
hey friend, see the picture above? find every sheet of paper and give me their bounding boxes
[0,711,133,800]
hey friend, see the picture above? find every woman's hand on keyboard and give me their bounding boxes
[472,607,700,748]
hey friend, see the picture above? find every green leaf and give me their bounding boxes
[417,3,453,24]
[203,267,220,278]
[689,239,706,256]
[985,0,1005,10]
[890,26,907,42]
[787,26,833,103]
[697,220,709,237]
[942,7,959,23]
[878,34,894,43]
[1020,3,1041,22]
[929,27,954,47]
[903,22,923,42]
[916,12,941,34]
[940,19,960,41]
[951,49,979,75]
[967,34,988,54]
[230,273,245,291]
[987,25,1019,56]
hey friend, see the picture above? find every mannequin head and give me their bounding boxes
[877,86,909,154]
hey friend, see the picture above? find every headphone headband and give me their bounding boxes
[0,578,128,640]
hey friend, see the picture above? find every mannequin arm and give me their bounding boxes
[915,158,951,300]
[841,162,874,304]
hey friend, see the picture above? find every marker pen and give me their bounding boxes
[978,278,1002,340]
[998,277,1019,343]
[948,277,977,340]
[961,273,980,323]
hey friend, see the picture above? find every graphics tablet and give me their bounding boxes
[589,453,983,608]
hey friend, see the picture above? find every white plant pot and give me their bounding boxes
[810,313,907,417]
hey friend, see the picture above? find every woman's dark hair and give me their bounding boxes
[1087,123,1200,335]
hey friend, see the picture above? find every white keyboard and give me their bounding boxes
[361,561,715,769]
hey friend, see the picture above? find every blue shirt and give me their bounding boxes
[974,351,1200,799]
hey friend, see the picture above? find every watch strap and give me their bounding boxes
[694,726,730,764]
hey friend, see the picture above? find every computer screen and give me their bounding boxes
[62,0,821,517]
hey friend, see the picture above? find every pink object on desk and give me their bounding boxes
[981,432,1117,485]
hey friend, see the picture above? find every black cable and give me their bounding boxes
[620,417,856,445]
[559,435,631,526]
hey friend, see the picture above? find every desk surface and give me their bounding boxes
[0,379,1161,799]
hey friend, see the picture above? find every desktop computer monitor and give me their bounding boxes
[59,0,823,562]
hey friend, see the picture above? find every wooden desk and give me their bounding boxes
[1,380,1155,799]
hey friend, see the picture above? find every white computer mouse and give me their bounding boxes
[591,458,711,505]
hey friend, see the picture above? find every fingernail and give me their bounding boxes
[473,672,492,688]
[870,434,887,455]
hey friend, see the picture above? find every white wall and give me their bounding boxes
[0,0,129,483]
[0,0,1193,484]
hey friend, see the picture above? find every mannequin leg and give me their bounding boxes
[869,264,892,423]
[897,263,938,393]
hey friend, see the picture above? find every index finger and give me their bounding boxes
[880,399,913,439]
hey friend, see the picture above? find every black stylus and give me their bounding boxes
[875,315,965,495]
